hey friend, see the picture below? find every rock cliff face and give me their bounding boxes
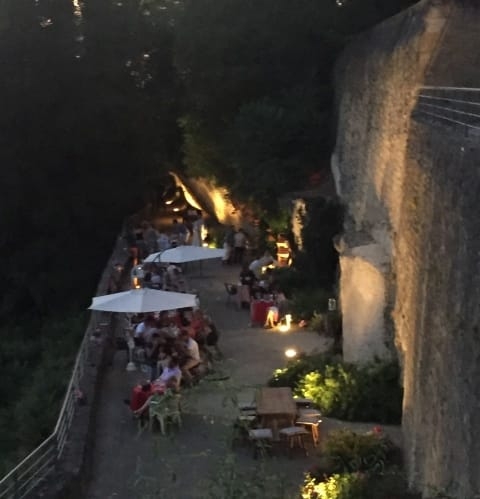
[332,1,480,496]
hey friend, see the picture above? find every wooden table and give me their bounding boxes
[256,387,297,438]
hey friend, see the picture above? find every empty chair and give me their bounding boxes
[224,283,239,308]
[279,426,310,457]
[248,428,273,459]
[295,415,322,447]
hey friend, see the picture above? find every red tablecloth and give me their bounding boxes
[250,300,274,325]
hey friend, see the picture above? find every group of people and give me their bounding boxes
[126,211,206,261]
[127,307,220,417]
[139,262,188,293]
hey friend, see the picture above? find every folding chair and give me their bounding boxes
[224,283,239,308]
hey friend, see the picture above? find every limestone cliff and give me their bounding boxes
[332,0,480,496]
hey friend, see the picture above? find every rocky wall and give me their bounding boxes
[332,0,480,496]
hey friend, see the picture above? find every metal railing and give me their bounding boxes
[415,86,480,132]
[0,239,129,499]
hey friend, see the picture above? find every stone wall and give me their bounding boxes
[333,0,480,496]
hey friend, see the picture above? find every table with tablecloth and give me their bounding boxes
[250,299,274,326]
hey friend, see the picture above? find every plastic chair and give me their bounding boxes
[149,392,182,435]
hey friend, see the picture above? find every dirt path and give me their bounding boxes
[84,261,401,498]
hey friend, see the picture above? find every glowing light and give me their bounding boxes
[285,348,297,358]
[173,207,180,212]
[165,199,174,205]
[278,316,292,333]
[73,0,83,19]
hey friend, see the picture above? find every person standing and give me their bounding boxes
[191,210,204,246]
[233,228,247,264]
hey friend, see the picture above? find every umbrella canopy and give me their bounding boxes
[155,245,225,264]
[88,288,197,313]
[143,252,164,263]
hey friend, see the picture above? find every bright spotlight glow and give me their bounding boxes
[285,348,297,358]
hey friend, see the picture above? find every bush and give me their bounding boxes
[267,353,335,389]
[324,429,395,473]
[302,472,367,499]
[309,312,326,333]
[269,355,403,424]
[298,361,403,424]
[291,288,331,320]
[271,267,306,297]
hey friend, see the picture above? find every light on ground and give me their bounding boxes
[285,348,297,358]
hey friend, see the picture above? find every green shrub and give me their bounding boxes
[324,429,394,473]
[298,360,403,424]
[302,472,367,499]
[309,312,326,333]
[267,353,335,389]
[291,288,331,320]
[271,267,306,297]
[269,355,403,424]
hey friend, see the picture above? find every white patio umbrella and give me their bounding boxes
[88,288,197,313]
[155,245,225,263]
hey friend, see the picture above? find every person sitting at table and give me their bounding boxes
[188,309,207,340]
[132,359,182,416]
[264,291,287,329]
[237,263,255,306]
[177,329,201,385]
[134,315,156,347]
[144,332,163,379]
[149,268,164,289]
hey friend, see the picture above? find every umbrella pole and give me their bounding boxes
[126,338,137,371]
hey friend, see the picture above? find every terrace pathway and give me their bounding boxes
[85,260,401,499]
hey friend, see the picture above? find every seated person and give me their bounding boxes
[239,263,256,288]
[189,309,207,340]
[132,358,182,416]
[149,269,163,289]
[264,291,287,329]
[144,332,163,379]
[134,315,156,347]
[238,263,256,306]
[177,330,201,384]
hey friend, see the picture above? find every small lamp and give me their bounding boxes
[285,348,297,359]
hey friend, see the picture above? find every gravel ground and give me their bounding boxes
[84,260,402,499]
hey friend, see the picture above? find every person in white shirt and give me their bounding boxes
[157,231,171,252]
[134,316,156,346]
[233,229,247,264]
[179,330,201,383]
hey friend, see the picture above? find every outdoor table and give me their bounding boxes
[250,299,274,326]
[255,387,297,439]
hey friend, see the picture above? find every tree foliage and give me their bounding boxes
[173,0,417,210]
